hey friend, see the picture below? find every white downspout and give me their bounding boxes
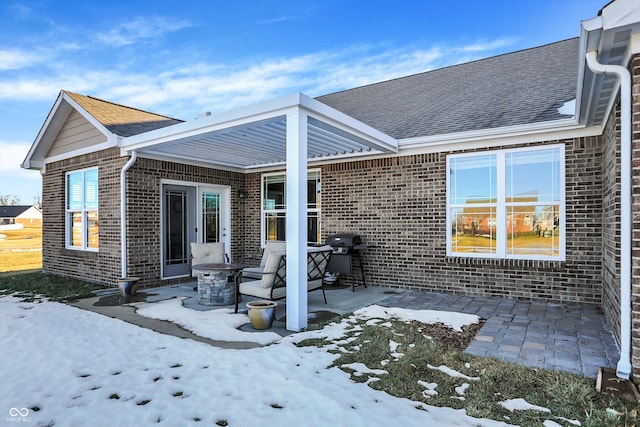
[120,151,137,278]
[585,50,632,379]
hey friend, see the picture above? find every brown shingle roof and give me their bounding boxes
[65,91,183,137]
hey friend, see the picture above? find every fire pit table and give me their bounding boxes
[192,263,245,306]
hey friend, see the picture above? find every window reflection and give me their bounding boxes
[450,207,496,254]
[262,171,321,244]
[447,146,563,260]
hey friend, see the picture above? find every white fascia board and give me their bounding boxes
[400,118,587,150]
[298,94,398,153]
[22,91,118,170]
[581,16,603,33]
[122,92,398,155]
[601,0,640,30]
[576,16,603,125]
[122,93,304,152]
[22,159,44,170]
[43,141,119,165]
[21,91,67,170]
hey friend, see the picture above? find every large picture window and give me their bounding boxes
[262,170,321,245]
[66,168,99,250]
[447,145,564,260]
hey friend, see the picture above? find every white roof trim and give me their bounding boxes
[22,91,118,170]
[122,93,397,169]
[400,117,583,149]
[42,141,119,166]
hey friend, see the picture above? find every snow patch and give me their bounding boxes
[133,297,281,345]
[558,99,576,116]
[427,364,480,381]
[341,362,388,377]
[500,398,551,413]
[354,305,480,332]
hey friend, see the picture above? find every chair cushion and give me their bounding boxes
[239,280,286,300]
[191,242,225,264]
[239,279,323,300]
[261,250,285,288]
[260,241,286,267]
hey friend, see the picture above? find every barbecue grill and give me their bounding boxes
[326,233,370,291]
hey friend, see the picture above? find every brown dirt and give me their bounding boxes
[409,319,485,351]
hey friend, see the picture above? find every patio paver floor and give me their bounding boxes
[72,284,620,379]
[377,289,620,378]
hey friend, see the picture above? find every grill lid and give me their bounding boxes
[326,233,362,247]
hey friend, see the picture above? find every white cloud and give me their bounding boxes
[96,16,194,47]
[0,142,41,202]
[0,49,42,70]
[0,38,517,119]
[456,38,517,52]
[0,42,85,71]
[0,142,32,172]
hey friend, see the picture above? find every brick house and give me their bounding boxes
[0,205,42,227]
[21,0,640,380]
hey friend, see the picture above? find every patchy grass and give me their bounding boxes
[297,317,640,427]
[0,226,42,272]
[0,271,103,302]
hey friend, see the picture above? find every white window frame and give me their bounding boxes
[446,144,565,261]
[261,169,321,247]
[65,167,99,251]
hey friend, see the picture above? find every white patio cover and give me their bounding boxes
[122,93,398,331]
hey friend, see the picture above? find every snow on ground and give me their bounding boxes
[500,398,551,413]
[0,295,514,427]
[134,297,281,345]
[427,364,481,381]
[354,305,480,331]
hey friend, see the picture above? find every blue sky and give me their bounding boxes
[0,0,605,204]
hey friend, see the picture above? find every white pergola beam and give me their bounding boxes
[285,109,309,332]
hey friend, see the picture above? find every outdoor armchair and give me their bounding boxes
[234,245,332,313]
[242,240,286,279]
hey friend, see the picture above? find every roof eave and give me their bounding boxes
[577,0,640,127]
[21,91,118,170]
[399,118,596,152]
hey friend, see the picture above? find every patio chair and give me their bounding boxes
[190,242,229,277]
[234,245,332,313]
[242,240,286,279]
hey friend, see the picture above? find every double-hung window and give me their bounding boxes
[447,145,564,260]
[262,170,321,245]
[66,168,99,250]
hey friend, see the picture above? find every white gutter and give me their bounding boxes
[120,151,137,278]
[585,50,632,379]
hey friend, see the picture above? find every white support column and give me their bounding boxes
[285,109,308,331]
